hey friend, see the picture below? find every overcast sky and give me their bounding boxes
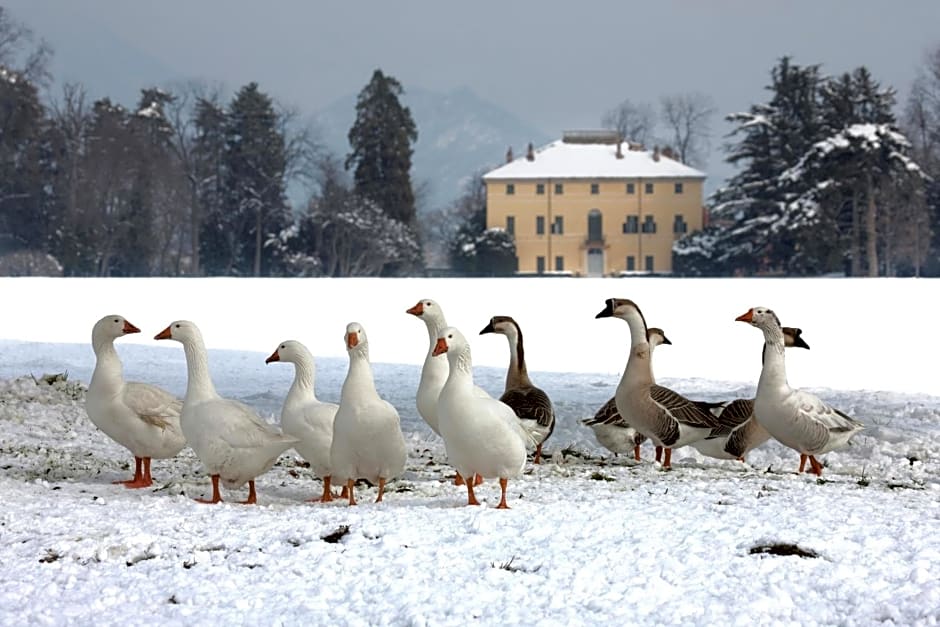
[7,0,940,182]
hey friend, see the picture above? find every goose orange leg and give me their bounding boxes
[662,448,672,469]
[375,477,386,503]
[465,475,480,506]
[455,472,466,486]
[115,456,153,488]
[808,456,824,476]
[655,446,663,464]
[799,454,808,473]
[496,478,510,509]
[239,480,257,505]
[195,474,223,504]
[633,445,641,461]
[534,443,543,464]
[346,479,357,506]
[310,475,333,503]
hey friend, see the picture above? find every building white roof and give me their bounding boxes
[483,137,706,181]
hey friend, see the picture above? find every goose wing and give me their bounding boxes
[650,385,721,430]
[123,381,182,429]
[793,391,864,433]
[583,397,623,427]
[500,385,554,428]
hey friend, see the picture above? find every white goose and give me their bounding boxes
[154,320,298,504]
[480,315,554,463]
[690,326,810,462]
[583,327,670,462]
[736,307,864,475]
[406,298,488,486]
[435,326,535,509]
[86,315,185,488]
[265,340,342,502]
[330,322,407,505]
[596,298,721,469]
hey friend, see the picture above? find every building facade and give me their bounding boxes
[483,131,706,276]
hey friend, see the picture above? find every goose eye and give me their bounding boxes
[174,324,180,328]
[113,319,119,323]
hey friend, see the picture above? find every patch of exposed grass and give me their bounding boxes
[749,542,819,558]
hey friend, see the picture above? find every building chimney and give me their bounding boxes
[506,146,514,163]
[616,141,623,159]
[526,142,535,161]
[661,146,675,160]
[652,145,660,162]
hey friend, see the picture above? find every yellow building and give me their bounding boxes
[482,130,706,276]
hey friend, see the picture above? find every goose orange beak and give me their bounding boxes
[432,337,448,356]
[735,309,754,323]
[265,349,280,364]
[346,332,358,349]
[154,326,172,340]
[406,302,423,316]
[123,320,141,334]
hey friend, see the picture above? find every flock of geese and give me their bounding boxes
[83,298,864,509]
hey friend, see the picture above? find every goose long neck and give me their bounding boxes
[446,346,475,390]
[90,337,122,388]
[289,354,317,400]
[502,326,531,389]
[343,347,377,400]
[182,338,218,401]
[622,312,653,387]
[758,323,788,389]
[424,316,448,356]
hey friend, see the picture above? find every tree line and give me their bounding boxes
[2,5,939,278]
[0,7,422,277]
[674,56,939,277]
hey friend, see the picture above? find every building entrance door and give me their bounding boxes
[587,248,604,276]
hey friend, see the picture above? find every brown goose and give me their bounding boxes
[583,327,670,462]
[480,315,555,464]
[691,327,810,461]
[596,298,721,469]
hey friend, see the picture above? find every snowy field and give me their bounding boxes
[0,276,938,626]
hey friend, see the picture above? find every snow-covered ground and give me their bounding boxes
[0,277,938,625]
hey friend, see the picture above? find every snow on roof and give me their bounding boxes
[483,137,706,181]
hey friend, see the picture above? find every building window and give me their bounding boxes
[506,183,515,195]
[673,214,688,234]
[590,183,599,195]
[588,209,603,242]
[645,182,654,194]
[645,255,654,272]
[536,215,546,235]
[641,215,657,233]
[555,256,564,271]
[554,183,564,195]
[506,216,515,235]
[623,215,638,234]
[536,256,546,274]
[626,182,635,194]
[674,182,684,194]
[626,256,635,271]
[552,216,564,235]
[536,183,545,195]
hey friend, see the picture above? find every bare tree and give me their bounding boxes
[659,92,716,166]
[0,6,52,86]
[276,101,321,200]
[601,98,656,146]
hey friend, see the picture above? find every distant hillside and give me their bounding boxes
[312,86,553,213]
